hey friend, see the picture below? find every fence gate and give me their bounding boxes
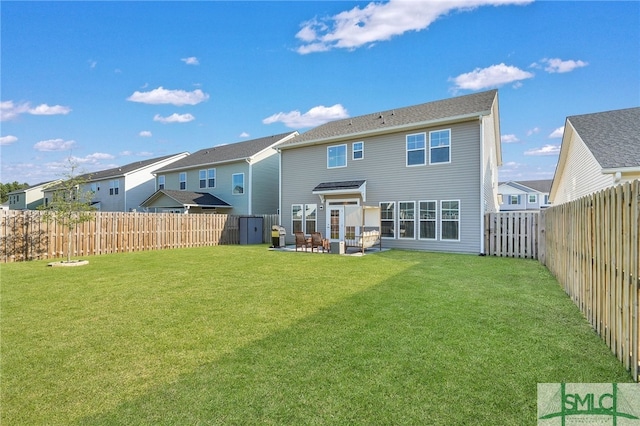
[484,211,539,259]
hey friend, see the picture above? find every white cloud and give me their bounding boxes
[181,56,200,65]
[127,86,209,106]
[524,144,561,156]
[139,131,153,137]
[527,127,540,136]
[33,138,76,152]
[239,132,250,138]
[0,135,18,145]
[501,134,520,143]
[539,58,588,73]
[296,0,532,54]
[89,60,97,69]
[1,100,71,120]
[449,63,534,91]
[263,104,349,128]
[28,104,72,116]
[549,126,564,138]
[153,113,195,124]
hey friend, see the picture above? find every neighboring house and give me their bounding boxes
[550,107,640,204]
[141,132,298,215]
[498,180,552,211]
[278,90,502,254]
[8,180,61,210]
[43,153,189,212]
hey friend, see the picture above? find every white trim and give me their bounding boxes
[418,200,438,241]
[428,128,451,165]
[406,132,426,167]
[352,141,364,160]
[379,201,396,239]
[398,200,416,240]
[312,182,366,203]
[327,144,348,169]
[232,173,244,195]
[440,199,461,242]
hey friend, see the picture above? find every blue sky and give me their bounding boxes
[1,1,638,185]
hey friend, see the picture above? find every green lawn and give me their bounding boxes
[1,246,633,425]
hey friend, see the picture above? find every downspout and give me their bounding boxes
[246,159,253,215]
[479,116,485,255]
[277,148,282,225]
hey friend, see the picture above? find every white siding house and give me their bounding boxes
[8,180,61,210]
[279,90,502,254]
[498,180,552,211]
[550,107,640,204]
[43,153,189,212]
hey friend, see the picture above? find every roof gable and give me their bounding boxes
[155,131,298,173]
[280,90,498,148]
[500,180,552,193]
[141,189,231,208]
[568,107,640,169]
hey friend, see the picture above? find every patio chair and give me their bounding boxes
[310,232,327,253]
[294,231,308,252]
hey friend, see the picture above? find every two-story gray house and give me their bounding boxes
[278,90,502,254]
[141,132,298,215]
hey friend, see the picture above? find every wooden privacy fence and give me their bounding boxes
[0,211,280,262]
[541,180,639,381]
[484,211,539,259]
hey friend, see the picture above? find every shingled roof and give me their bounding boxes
[75,153,187,181]
[567,107,640,169]
[141,189,232,208]
[155,131,298,173]
[499,180,553,193]
[279,90,498,148]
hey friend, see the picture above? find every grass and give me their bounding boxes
[1,246,633,425]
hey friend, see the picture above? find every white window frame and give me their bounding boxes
[398,201,415,239]
[208,168,216,188]
[109,180,119,195]
[291,204,303,234]
[352,141,364,160]
[158,175,165,190]
[406,132,426,167]
[199,170,207,189]
[429,129,451,165]
[380,201,396,239]
[509,195,520,205]
[304,204,317,234]
[327,144,347,169]
[179,172,187,190]
[419,200,437,240]
[528,194,537,203]
[440,200,460,241]
[232,173,244,195]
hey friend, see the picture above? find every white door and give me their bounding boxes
[326,206,344,241]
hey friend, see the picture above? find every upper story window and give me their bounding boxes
[109,180,119,195]
[158,175,165,190]
[543,195,550,204]
[429,129,451,164]
[179,172,186,190]
[509,195,520,205]
[529,194,537,203]
[327,144,347,168]
[232,173,244,195]
[90,183,97,193]
[406,133,426,166]
[208,169,216,188]
[199,170,207,189]
[352,142,364,160]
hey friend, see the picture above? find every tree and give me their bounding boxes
[1,181,30,203]
[38,158,95,262]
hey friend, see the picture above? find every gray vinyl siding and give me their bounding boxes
[281,120,484,253]
[251,153,279,214]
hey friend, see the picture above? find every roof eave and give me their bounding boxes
[280,111,490,150]
[602,166,640,174]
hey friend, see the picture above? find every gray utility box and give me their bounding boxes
[330,241,345,255]
[239,216,263,245]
